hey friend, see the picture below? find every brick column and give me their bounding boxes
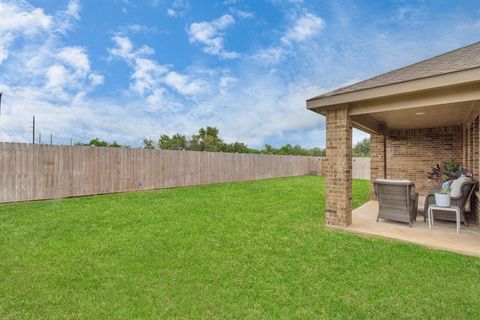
[325,105,352,227]
[370,127,386,199]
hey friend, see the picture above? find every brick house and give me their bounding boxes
[306,41,480,231]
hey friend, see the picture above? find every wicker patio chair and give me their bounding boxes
[424,179,477,227]
[374,179,419,227]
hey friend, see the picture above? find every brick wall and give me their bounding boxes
[383,126,464,195]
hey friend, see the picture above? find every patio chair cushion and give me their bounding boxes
[450,176,471,197]
[375,179,413,185]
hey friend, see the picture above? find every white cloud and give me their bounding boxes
[0,0,52,64]
[249,11,325,66]
[391,5,426,26]
[42,46,103,92]
[53,0,81,33]
[219,76,238,88]
[120,24,158,34]
[65,0,80,20]
[56,46,90,73]
[281,12,325,44]
[89,73,104,87]
[146,88,166,106]
[164,71,209,96]
[166,8,177,17]
[0,33,13,64]
[252,46,287,64]
[109,35,209,100]
[166,0,190,17]
[145,88,184,112]
[0,0,103,144]
[109,35,134,58]
[229,8,254,19]
[188,14,240,59]
[0,1,101,98]
[109,35,168,95]
[45,64,69,88]
[0,1,52,34]
[131,58,168,95]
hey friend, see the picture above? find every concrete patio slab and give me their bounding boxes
[345,200,480,257]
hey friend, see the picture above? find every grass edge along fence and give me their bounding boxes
[0,142,370,204]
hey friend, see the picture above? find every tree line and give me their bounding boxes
[142,127,326,156]
[75,126,370,157]
[75,138,128,148]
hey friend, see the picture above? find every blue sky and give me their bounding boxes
[1,0,480,147]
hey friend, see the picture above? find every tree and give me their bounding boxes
[109,141,122,148]
[259,143,325,156]
[75,138,127,148]
[352,138,370,157]
[158,133,188,150]
[262,144,275,155]
[222,142,256,154]
[143,138,156,149]
[191,127,224,152]
[306,147,325,157]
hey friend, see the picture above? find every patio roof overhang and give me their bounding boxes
[307,67,480,134]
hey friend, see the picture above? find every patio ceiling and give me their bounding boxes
[352,100,480,131]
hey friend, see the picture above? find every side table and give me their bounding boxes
[427,205,461,235]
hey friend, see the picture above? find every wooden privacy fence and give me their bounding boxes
[0,143,370,204]
[352,157,371,181]
[0,143,320,203]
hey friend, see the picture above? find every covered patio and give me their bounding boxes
[351,200,480,257]
[307,42,480,256]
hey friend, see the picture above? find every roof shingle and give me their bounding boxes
[311,41,480,100]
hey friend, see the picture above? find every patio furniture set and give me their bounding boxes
[374,178,477,234]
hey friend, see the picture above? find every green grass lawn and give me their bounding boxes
[1,176,479,319]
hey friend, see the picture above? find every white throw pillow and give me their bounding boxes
[450,176,471,198]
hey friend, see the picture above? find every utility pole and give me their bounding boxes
[32,116,35,144]
[39,132,42,144]
[0,92,3,119]
[50,134,53,145]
